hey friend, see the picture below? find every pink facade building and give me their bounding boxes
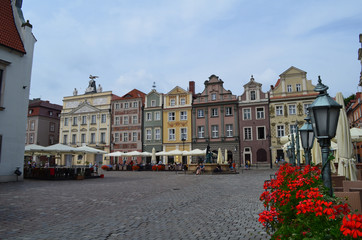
[192,75,240,165]
[238,76,271,166]
[111,89,146,164]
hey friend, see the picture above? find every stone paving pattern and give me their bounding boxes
[0,169,276,240]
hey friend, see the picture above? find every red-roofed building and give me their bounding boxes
[0,0,36,182]
[269,66,318,163]
[111,89,146,165]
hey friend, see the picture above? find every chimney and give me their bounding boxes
[189,81,195,96]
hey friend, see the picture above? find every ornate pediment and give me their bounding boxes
[71,101,100,114]
[167,86,188,95]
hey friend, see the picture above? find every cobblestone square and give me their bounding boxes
[0,169,275,240]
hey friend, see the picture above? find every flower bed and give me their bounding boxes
[132,165,140,171]
[152,165,165,171]
[259,163,362,239]
[101,165,109,171]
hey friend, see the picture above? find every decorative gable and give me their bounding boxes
[71,102,100,114]
[167,86,188,95]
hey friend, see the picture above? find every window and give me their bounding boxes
[211,125,219,138]
[198,126,205,138]
[155,111,160,120]
[168,112,175,121]
[243,108,251,120]
[169,129,175,140]
[146,129,152,140]
[90,133,96,144]
[123,133,128,142]
[170,99,175,106]
[132,116,137,124]
[91,115,96,124]
[155,128,161,140]
[287,85,292,92]
[63,134,68,144]
[133,101,138,108]
[115,133,119,142]
[290,124,297,134]
[276,106,283,116]
[296,84,301,92]
[82,116,87,125]
[180,111,187,120]
[151,100,156,107]
[115,117,120,125]
[197,109,204,118]
[250,91,256,100]
[226,124,233,137]
[180,128,187,140]
[123,116,129,125]
[30,121,35,130]
[49,111,53,116]
[124,102,129,109]
[49,135,54,145]
[28,109,33,114]
[72,134,77,144]
[211,93,216,100]
[73,117,78,126]
[180,98,186,105]
[81,134,86,143]
[226,107,232,116]
[304,104,311,115]
[146,112,152,121]
[29,133,34,144]
[256,107,264,119]
[115,103,120,109]
[211,108,218,117]
[64,117,69,126]
[244,127,252,140]
[277,125,285,137]
[132,132,137,142]
[101,132,106,143]
[101,114,106,123]
[257,127,265,140]
[289,105,296,115]
[50,122,55,132]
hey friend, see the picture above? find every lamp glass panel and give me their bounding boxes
[308,131,314,148]
[300,130,308,149]
[328,108,340,138]
[314,108,328,137]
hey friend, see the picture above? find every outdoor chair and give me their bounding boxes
[335,191,362,214]
[331,175,346,192]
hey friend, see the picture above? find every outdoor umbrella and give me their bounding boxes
[224,149,228,164]
[104,151,124,157]
[151,148,156,164]
[76,145,106,154]
[217,148,222,164]
[335,92,357,180]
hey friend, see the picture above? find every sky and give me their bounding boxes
[21,0,362,105]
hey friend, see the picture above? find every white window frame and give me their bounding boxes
[133,101,138,108]
[123,132,128,142]
[168,129,176,141]
[151,100,156,107]
[155,128,161,140]
[155,111,160,121]
[226,124,233,137]
[101,114,106,123]
[287,85,292,92]
[197,109,204,118]
[276,125,285,137]
[180,111,187,120]
[211,108,218,117]
[124,102,129,109]
[123,116,129,125]
[146,129,152,140]
[180,128,187,140]
[64,118,68,126]
[90,133,96,143]
[250,91,256,100]
[146,112,152,121]
[72,117,77,126]
[81,133,86,143]
[256,107,265,119]
[198,126,205,138]
[170,99,175,106]
[225,107,232,116]
[276,106,283,116]
[91,115,96,124]
[290,124,297,135]
[132,115,138,124]
[243,108,251,120]
[244,127,252,140]
[132,132,137,142]
[114,133,119,142]
[211,93,217,101]
[296,84,301,92]
[72,134,77,144]
[101,132,106,143]
[115,103,120,109]
[289,104,296,115]
[180,98,186,105]
[257,126,266,140]
[211,125,219,138]
[168,112,175,121]
[304,104,311,115]
[115,116,120,125]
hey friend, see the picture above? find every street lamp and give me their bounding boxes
[299,113,315,165]
[309,76,341,196]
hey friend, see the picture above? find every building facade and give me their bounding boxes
[269,66,318,163]
[0,0,36,182]
[192,75,239,165]
[163,84,193,164]
[59,83,113,166]
[26,98,62,146]
[238,76,270,166]
[111,89,146,164]
[143,88,163,162]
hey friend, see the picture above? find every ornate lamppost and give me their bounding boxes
[299,113,315,165]
[309,76,341,196]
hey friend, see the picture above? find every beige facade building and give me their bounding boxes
[269,66,318,163]
[59,86,113,166]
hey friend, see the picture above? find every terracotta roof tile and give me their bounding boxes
[0,0,26,53]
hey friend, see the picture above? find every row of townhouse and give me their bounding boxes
[58,66,318,167]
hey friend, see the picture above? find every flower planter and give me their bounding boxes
[75,175,84,180]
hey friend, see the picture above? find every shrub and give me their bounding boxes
[101,165,109,170]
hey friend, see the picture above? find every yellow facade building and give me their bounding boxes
[162,85,193,164]
[59,88,113,166]
[269,66,318,163]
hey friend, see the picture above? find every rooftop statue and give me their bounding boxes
[85,75,98,94]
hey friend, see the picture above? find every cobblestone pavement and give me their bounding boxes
[0,168,276,240]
